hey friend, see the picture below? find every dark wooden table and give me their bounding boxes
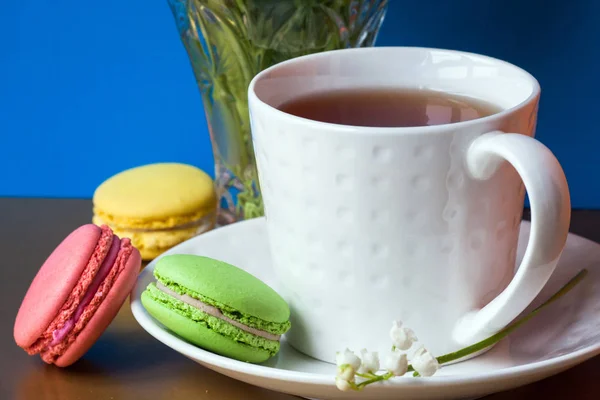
[1,198,598,399]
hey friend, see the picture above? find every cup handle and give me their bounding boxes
[452,131,571,345]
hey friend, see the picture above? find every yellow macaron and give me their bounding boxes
[93,163,217,260]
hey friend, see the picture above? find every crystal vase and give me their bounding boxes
[168,0,388,223]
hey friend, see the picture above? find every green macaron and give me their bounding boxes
[141,254,291,363]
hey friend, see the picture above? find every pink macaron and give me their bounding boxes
[14,224,141,367]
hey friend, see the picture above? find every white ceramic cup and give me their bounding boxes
[248,47,570,362]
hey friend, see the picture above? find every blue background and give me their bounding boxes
[1,0,598,207]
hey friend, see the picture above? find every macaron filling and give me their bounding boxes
[144,283,282,355]
[92,213,216,260]
[49,236,120,346]
[155,282,281,341]
[120,212,215,233]
[154,272,291,335]
[93,212,215,233]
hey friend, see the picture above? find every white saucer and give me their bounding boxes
[131,218,600,400]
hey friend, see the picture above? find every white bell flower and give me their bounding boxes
[411,346,440,377]
[335,348,361,371]
[383,350,408,376]
[335,377,353,391]
[357,349,380,374]
[389,320,418,350]
[337,364,355,382]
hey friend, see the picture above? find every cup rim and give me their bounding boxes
[248,46,541,134]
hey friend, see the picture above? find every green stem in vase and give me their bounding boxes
[191,0,263,218]
[233,164,263,218]
[171,0,389,221]
[197,3,251,167]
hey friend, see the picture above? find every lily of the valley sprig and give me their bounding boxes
[335,269,588,391]
[335,322,439,391]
